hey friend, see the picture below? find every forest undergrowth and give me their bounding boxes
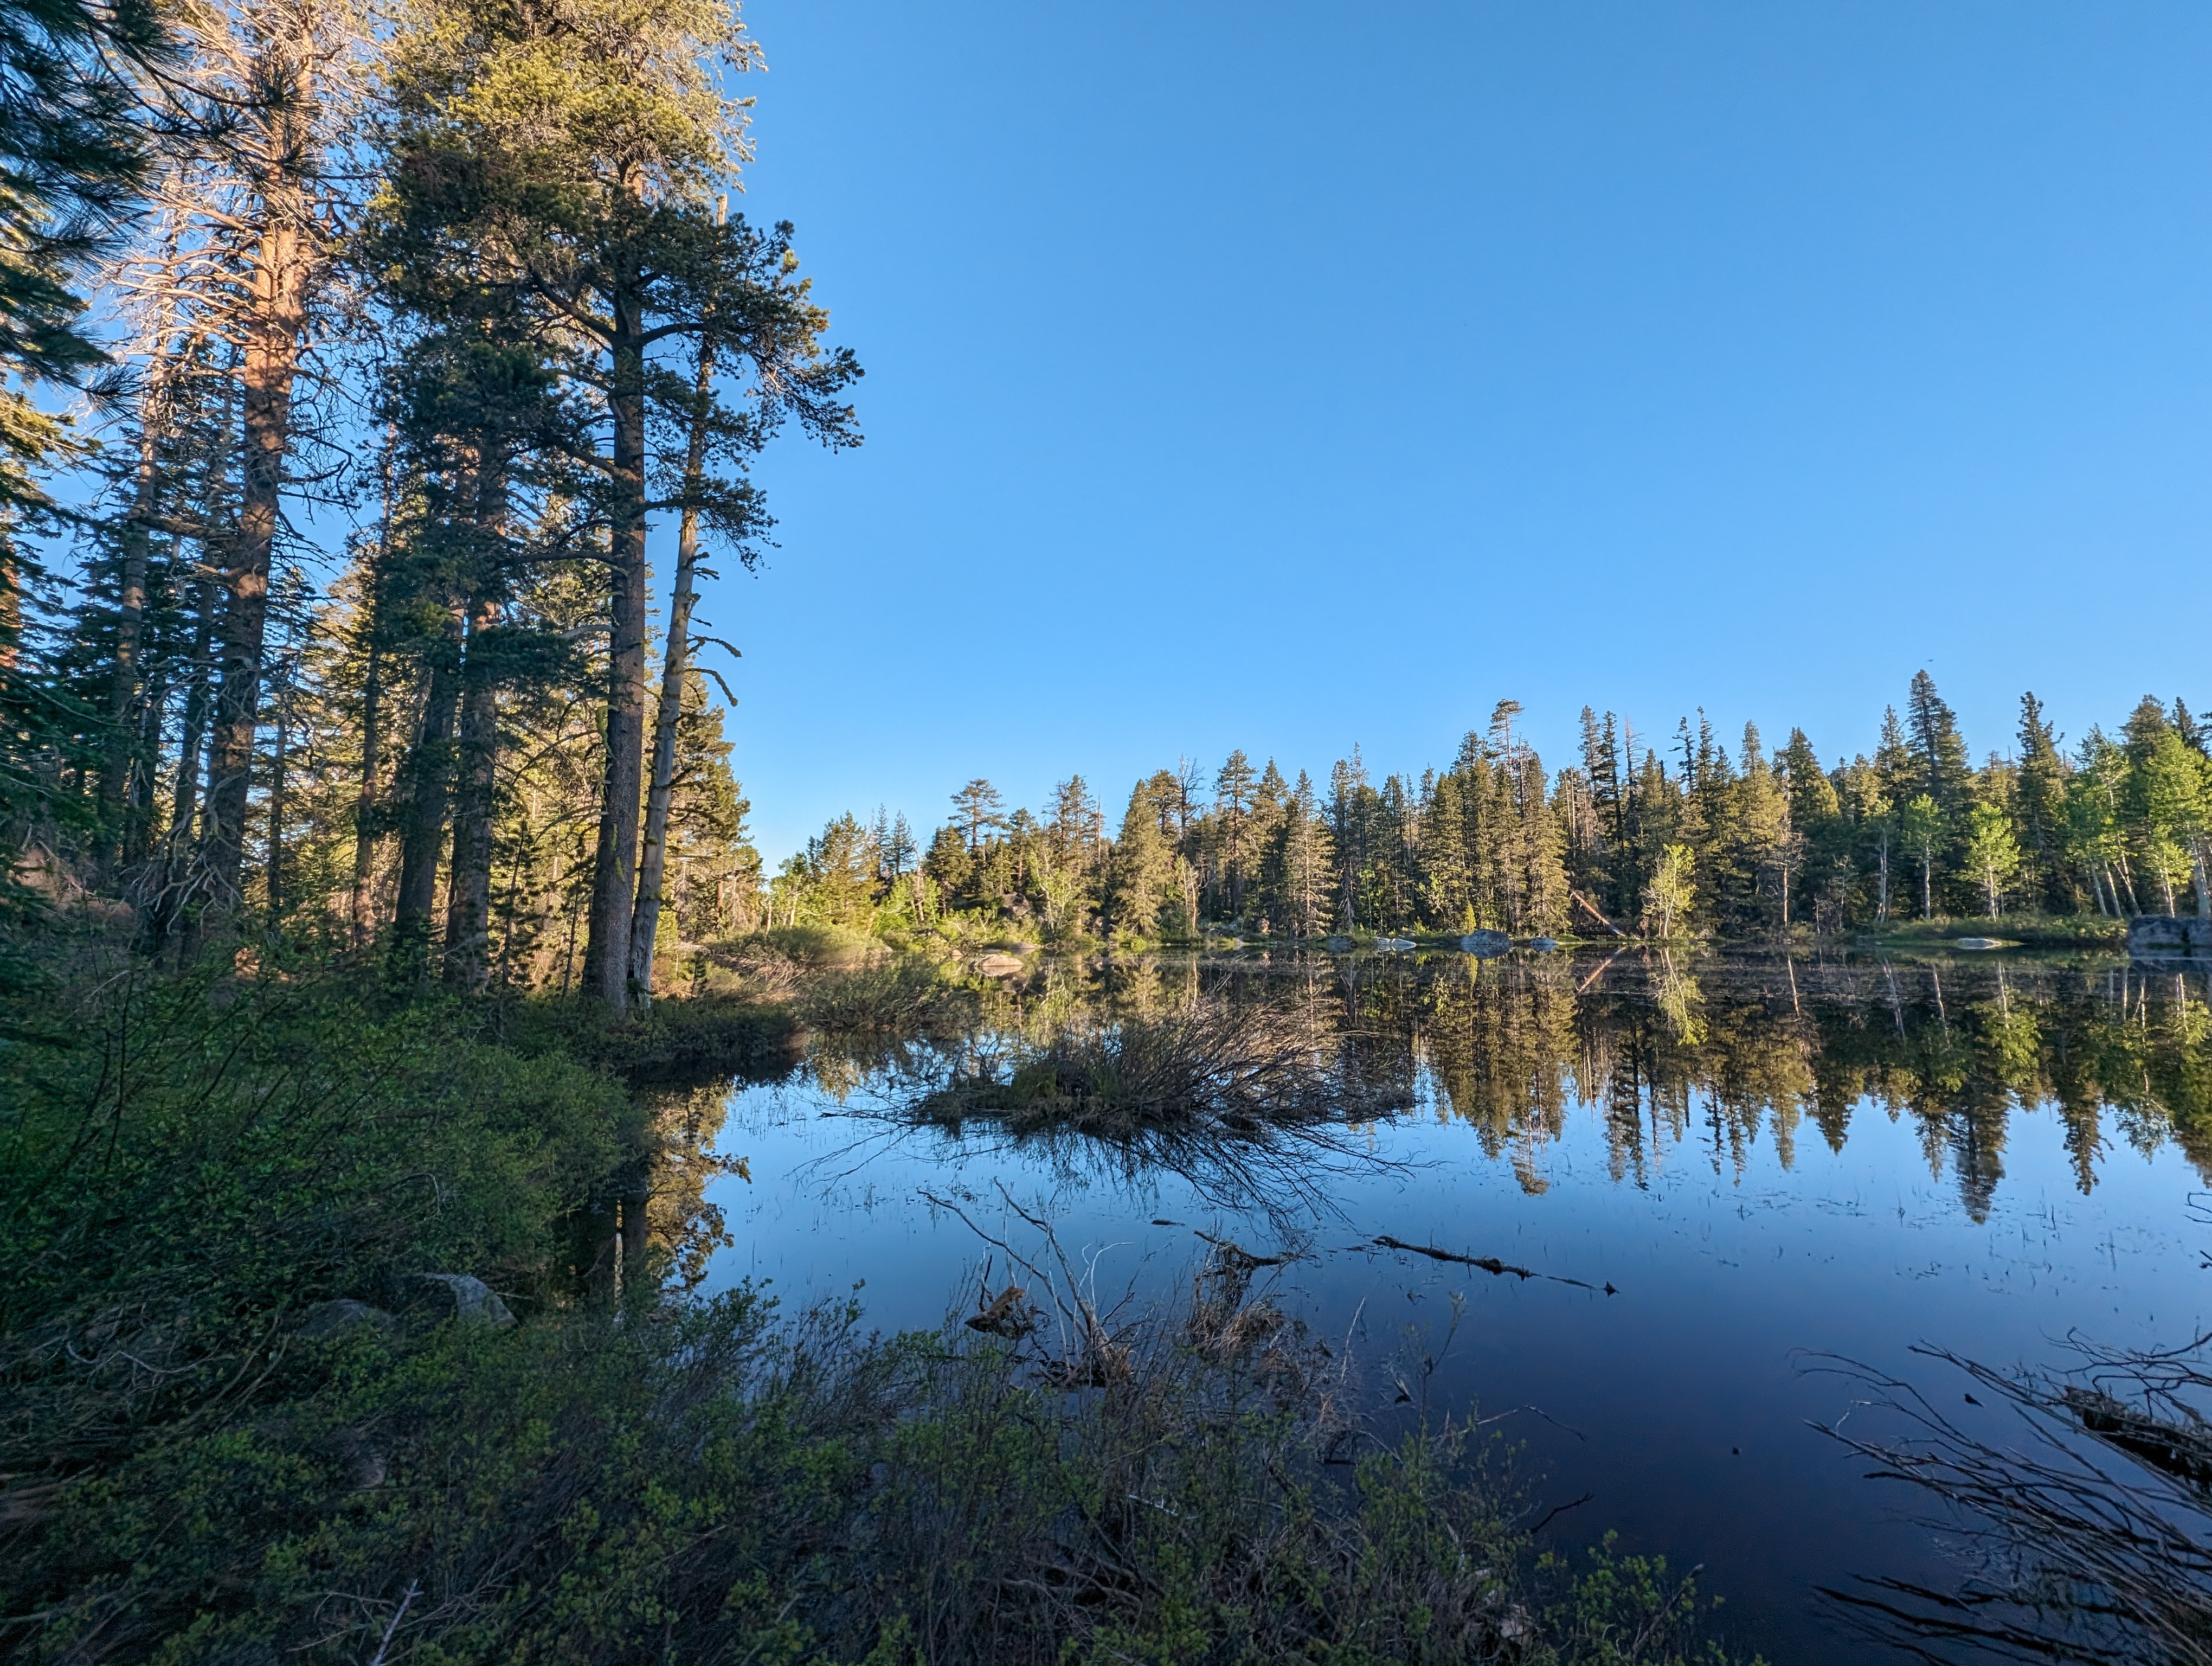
[0,917,1759,1665]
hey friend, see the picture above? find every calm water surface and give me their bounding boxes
[687,949,2209,1664]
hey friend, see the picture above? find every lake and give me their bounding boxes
[678,947,2209,1664]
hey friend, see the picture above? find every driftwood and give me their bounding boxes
[1372,1236,1616,1296]
[966,1281,1036,1338]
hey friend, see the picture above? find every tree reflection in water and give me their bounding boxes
[900,949,2212,1221]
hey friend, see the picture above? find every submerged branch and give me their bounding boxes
[1372,1235,1619,1296]
[1808,1336,2212,1665]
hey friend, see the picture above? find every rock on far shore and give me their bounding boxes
[2128,915,2212,957]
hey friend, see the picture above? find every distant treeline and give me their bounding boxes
[773,675,2212,942]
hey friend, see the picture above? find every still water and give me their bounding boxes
[686,949,2208,1664]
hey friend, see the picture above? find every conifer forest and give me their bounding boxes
[776,680,2212,951]
[3,2,2210,1664]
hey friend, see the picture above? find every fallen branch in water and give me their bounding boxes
[1806,1335,2212,1665]
[1372,1235,1618,1296]
[1191,1229,1293,1270]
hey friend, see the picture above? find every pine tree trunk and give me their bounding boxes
[583,291,650,1011]
[394,613,462,941]
[629,337,717,1007]
[201,204,308,928]
[443,595,500,992]
[101,421,162,874]
[266,693,287,919]
[351,637,383,944]
[146,569,217,945]
[444,446,511,992]
[123,656,166,873]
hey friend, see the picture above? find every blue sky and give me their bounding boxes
[705,1,2212,860]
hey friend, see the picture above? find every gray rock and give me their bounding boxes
[299,1299,395,1341]
[1324,935,1354,951]
[2129,915,2212,957]
[1528,937,1558,952]
[1374,936,1416,951]
[1954,937,2006,951]
[1461,931,1511,956]
[419,1273,517,1329]
[324,1426,388,1489]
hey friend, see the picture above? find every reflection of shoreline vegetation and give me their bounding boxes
[1325,948,2212,1209]
[722,937,2212,1216]
[2,951,1761,1663]
[809,946,2212,1213]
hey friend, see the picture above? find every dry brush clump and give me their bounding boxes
[796,953,976,1034]
[893,996,1414,1219]
[917,996,1407,1140]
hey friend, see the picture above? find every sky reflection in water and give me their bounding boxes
[697,950,2209,1665]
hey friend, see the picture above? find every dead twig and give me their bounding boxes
[1372,1236,1618,1296]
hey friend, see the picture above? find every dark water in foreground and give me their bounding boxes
[686,950,2209,1664]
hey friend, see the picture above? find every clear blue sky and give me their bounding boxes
[706,0,2212,861]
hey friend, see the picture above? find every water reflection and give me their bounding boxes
[658,947,2208,1666]
[809,949,2212,1220]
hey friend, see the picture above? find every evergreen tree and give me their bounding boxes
[1906,670,1972,810]
[1326,746,1369,931]
[0,0,168,535]
[1735,723,1795,925]
[378,0,858,1007]
[2014,692,2069,911]
[1575,706,1624,913]
[920,822,973,909]
[1104,780,1172,940]
[950,777,1006,851]
[1263,769,1333,939]
[1418,769,1472,928]
[1212,748,1256,918]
